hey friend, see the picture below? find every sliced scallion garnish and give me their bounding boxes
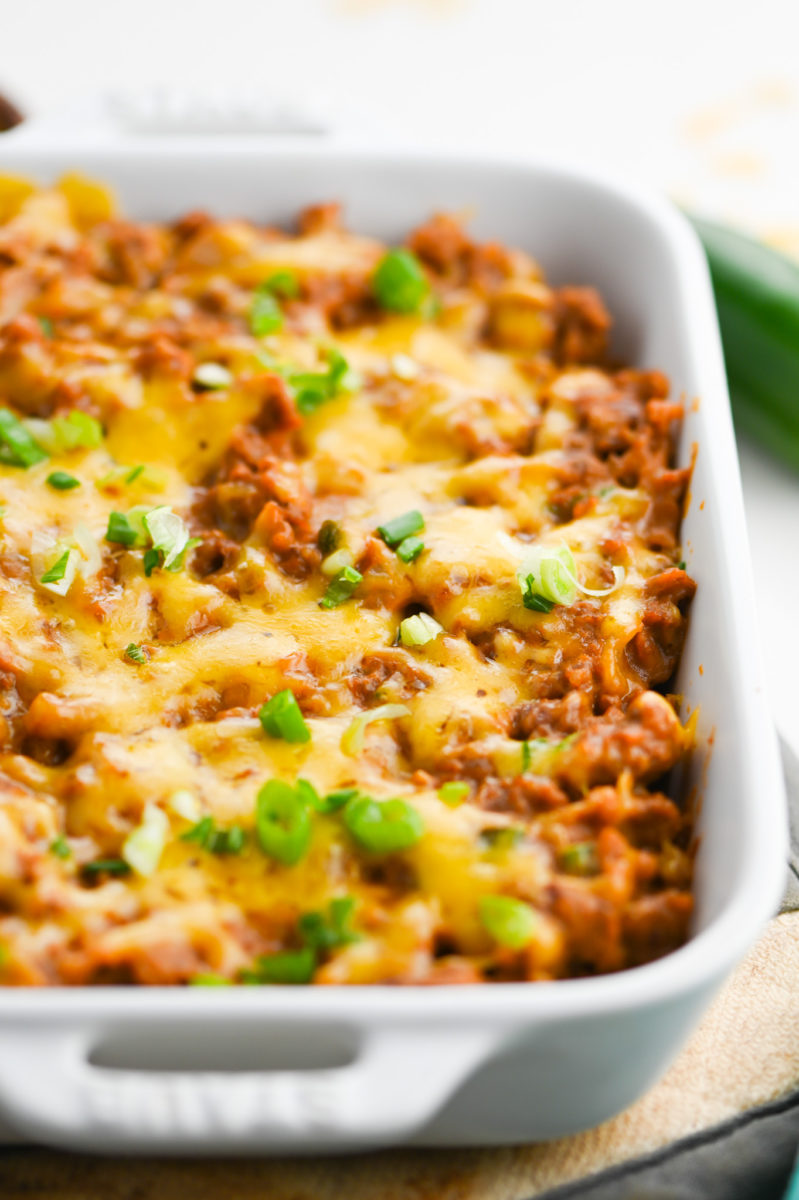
[478,894,537,949]
[249,284,283,336]
[179,815,246,855]
[559,842,599,876]
[82,858,131,877]
[399,612,442,647]
[143,506,199,572]
[39,548,78,595]
[320,565,362,609]
[317,519,341,556]
[290,348,361,417]
[0,409,48,468]
[122,803,169,877]
[266,270,300,299]
[517,542,624,611]
[242,947,316,985]
[438,781,470,807]
[377,510,424,548]
[340,703,410,757]
[168,790,202,822]
[255,780,313,866]
[372,249,429,314]
[46,470,80,491]
[343,794,424,854]
[320,547,354,576]
[298,896,359,951]
[258,689,311,744]
[396,535,424,563]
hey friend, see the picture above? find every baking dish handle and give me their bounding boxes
[0,1022,499,1151]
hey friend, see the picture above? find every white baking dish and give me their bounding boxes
[0,110,786,1155]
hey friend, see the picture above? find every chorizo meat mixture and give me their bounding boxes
[0,176,695,986]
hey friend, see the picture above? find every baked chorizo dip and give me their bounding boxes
[0,176,696,986]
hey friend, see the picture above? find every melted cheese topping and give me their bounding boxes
[0,181,695,986]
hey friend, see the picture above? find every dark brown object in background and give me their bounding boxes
[0,93,23,132]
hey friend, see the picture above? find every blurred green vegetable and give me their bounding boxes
[691,215,799,470]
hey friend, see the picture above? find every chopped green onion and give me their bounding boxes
[106,510,142,547]
[209,824,246,855]
[46,470,80,491]
[258,689,311,744]
[192,362,233,391]
[96,463,166,493]
[317,519,341,556]
[122,803,169,877]
[399,612,442,647]
[518,543,576,609]
[242,947,316,985]
[295,778,322,810]
[480,827,523,853]
[82,858,131,877]
[298,896,358,952]
[323,347,361,393]
[143,506,199,572]
[190,973,232,987]
[517,542,624,611]
[168,789,202,822]
[38,316,54,338]
[125,643,147,665]
[266,270,300,299]
[377,510,424,547]
[559,842,599,876]
[372,249,429,313]
[522,733,578,776]
[255,780,313,866]
[521,590,555,613]
[143,547,160,576]
[319,565,362,609]
[50,835,71,859]
[51,410,103,451]
[678,559,687,571]
[320,548,354,576]
[343,794,424,854]
[438,781,470,807]
[179,815,245,855]
[249,284,283,336]
[40,549,73,586]
[37,544,82,596]
[290,348,360,417]
[479,894,538,949]
[313,785,359,813]
[341,703,410,756]
[180,816,215,846]
[396,535,424,563]
[293,376,329,416]
[0,409,48,467]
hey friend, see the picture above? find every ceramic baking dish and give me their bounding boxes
[0,105,786,1154]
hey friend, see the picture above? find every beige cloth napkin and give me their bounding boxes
[1,911,797,1199]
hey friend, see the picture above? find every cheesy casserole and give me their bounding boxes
[0,177,696,986]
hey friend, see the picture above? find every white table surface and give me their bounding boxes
[3,0,798,751]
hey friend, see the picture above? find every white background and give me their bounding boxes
[2,0,798,751]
